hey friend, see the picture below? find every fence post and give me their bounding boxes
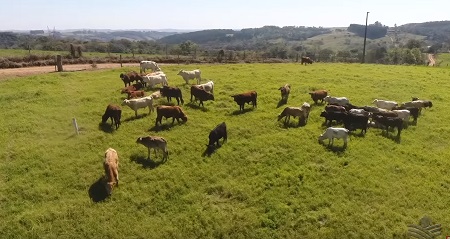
[120,54,122,67]
[72,118,79,135]
[56,55,63,72]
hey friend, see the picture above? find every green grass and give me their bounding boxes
[1,63,450,238]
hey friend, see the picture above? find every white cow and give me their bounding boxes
[392,109,411,123]
[142,74,168,88]
[150,90,161,99]
[401,100,426,113]
[197,80,214,93]
[318,127,349,147]
[177,69,202,84]
[121,96,154,117]
[372,99,398,110]
[140,61,161,73]
[323,96,350,106]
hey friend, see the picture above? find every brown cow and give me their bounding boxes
[103,148,119,196]
[127,90,145,99]
[309,90,328,104]
[231,91,257,111]
[278,84,291,102]
[155,105,188,126]
[190,85,214,107]
[101,104,122,129]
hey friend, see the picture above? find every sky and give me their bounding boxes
[1,0,449,31]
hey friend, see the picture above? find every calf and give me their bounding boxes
[231,91,257,111]
[155,105,188,126]
[122,96,154,117]
[318,127,349,147]
[102,104,122,129]
[279,84,291,102]
[309,90,328,104]
[373,99,398,110]
[206,122,227,150]
[178,69,202,84]
[160,86,184,105]
[127,90,145,99]
[103,148,119,195]
[373,115,403,137]
[323,96,350,106]
[136,136,168,161]
[190,85,214,107]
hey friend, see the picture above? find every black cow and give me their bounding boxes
[160,86,184,105]
[373,115,403,137]
[320,111,347,126]
[206,122,227,151]
[301,56,313,65]
[190,85,214,107]
[344,113,369,135]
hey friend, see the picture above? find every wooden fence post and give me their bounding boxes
[120,54,122,67]
[56,55,63,72]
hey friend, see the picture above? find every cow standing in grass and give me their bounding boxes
[103,148,119,195]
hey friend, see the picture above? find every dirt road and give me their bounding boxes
[0,63,140,80]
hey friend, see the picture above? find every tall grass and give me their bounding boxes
[0,63,449,238]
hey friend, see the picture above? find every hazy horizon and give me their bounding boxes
[2,0,450,31]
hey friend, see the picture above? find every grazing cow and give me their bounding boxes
[150,90,161,99]
[121,85,137,94]
[160,86,184,105]
[301,56,314,65]
[325,104,347,113]
[122,96,154,117]
[103,148,119,195]
[231,91,257,111]
[142,73,168,88]
[206,122,227,150]
[102,104,122,129]
[190,85,214,107]
[344,113,369,135]
[177,69,202,84]
[318,127,349,147]
[127,90,145,99]
[373,115,403,137]
[411,97,433,108]
[155,105,188,126]
[323,96,350,106]
[278,102,311,125]
[198,80,214,93]
[279,84,291,102]
[140,60,161,73]
[372,99,398,110]
[136,136,168,161]
[309,90,328,104]
[320,111,348,126]
[119,71,143,87]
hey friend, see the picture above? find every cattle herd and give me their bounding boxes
[100,60,433,196]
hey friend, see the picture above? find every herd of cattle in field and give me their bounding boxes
[100,60,433,196]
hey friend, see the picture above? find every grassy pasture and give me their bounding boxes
[0,63,450,238]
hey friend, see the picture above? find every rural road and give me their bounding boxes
[0,63,140,80]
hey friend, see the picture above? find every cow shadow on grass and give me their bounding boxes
[320,143,347,154]
[279,120,307,128]
[122,113,150,123]
[88,177,109,203]
[148,121,185,132]
[186,102,209,112]
[379,131,401,143]
[98,123,115,133]
[130,153,164,169]
[230,108,254,116]
[277,99,288,108]
[201,145,223,157]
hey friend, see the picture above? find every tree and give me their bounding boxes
[405,39,422,49]
[70,43,76,57]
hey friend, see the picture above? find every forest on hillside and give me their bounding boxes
[0,21,449,68]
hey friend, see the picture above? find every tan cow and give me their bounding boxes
[103,148,119,195]
[136,136,168,161]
